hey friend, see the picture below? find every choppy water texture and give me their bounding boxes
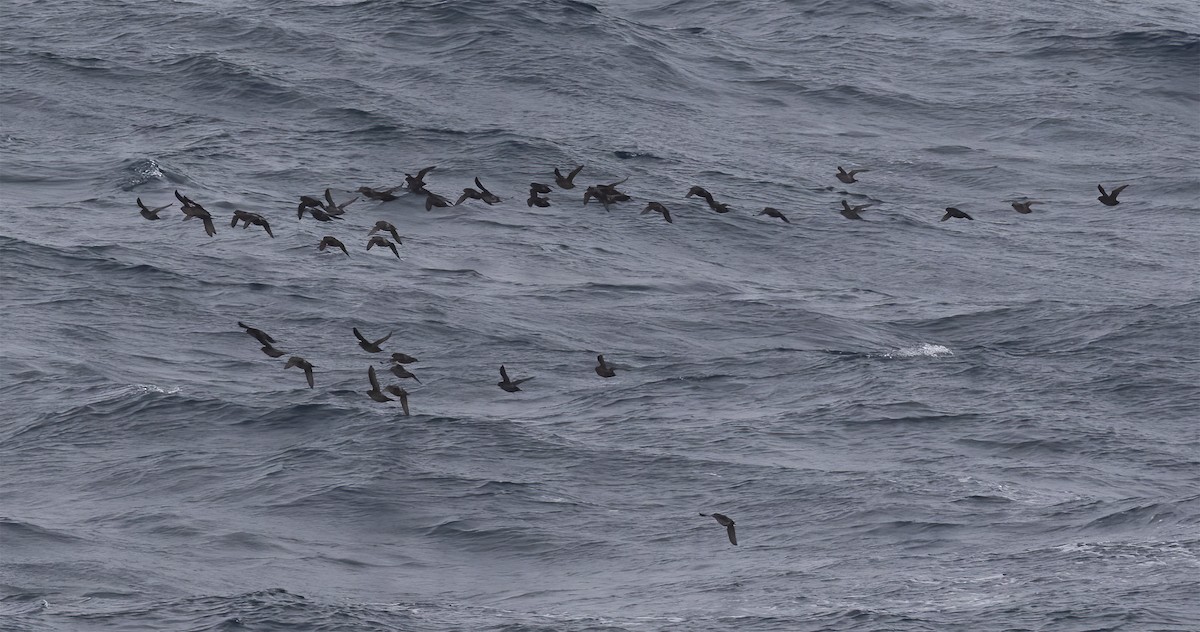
[2,0,1199,630]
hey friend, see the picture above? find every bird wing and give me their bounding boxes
[499,365,510,383]
[304,366,314,388]
[398,391,410,416]
[417,166,436,180]
[1110,184,1129,197]
[663,209,673,223]
[261,220,273,237]
[727,524,737,545]
[366,238,378,250]
[368,365,381,390]
[1097,184,1107,196]
[455,192,471,205]
[474,177,490,194]
[202,217,216,236]
[353,328,369,344]
[338,196,357,211]
[512,376,534,386]
[963,211,975,220]
[372,331,393,346]
[388,243,399,258]
[941,212,951,221]
[567,165,584,181]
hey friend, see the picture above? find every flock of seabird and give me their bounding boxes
[138,165,1132,547]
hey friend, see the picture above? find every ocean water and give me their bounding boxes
[2,0,1198,630]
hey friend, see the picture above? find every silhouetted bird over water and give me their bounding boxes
[840,200,873,220]
[175,190,217,236]
[595,354,616,378]
[353,327,392,353]
[137,198,170,220]
[497,365,533,392]
[554,165,584,189]
[405,166,436,193]
[238,322,276,346]
[1011,201,1040,214]
[941,207,974,221]
[259,342,286,358]
[365,365,391,402]
[642,202,673,223]
[367,236,400,259]
[1097,184,1129,206]
[368,220,403,243]
[318,236,349,256]
[757,207,790,223]
[836,166,868,183]
[284,356,314,388]
[699,512,738,545]
[231,210,273,237]
[357,186,402,201]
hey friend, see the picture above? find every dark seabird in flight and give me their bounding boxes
[284,356,315,388]
[527,193,551,208]
[298,195,324,214]
[554,165,584,189]
[1011,201,1040,214]
[354,327,392,353]
[699,512,737,545]
[357,186,402,202]
[757,207,790,223]
[383,385,410,416]
[318,236,350,256]
[388,363,421,384]
[840,200,874,220]
[498,365,533,392]
[322,188,356,216]
[231,210,274,237]
[685,186,713,201]
[595,354,616,378]
[390,352,418,364]
[836,166,868,184]
[299,204,343,222]
[405,166,437,193]
[238,321,276,346]
[175,190,217,236]
[425,191,453,211]
[260,342,286,358]
[366,365,392,402]
[530,182,552,195]
[137,198,170,220]
[642,202,673,223]
[368,220,403,243]
[941,207,974,221]
[455,179,500,205]
[1097,184,1129,206]
[367,236,401,259]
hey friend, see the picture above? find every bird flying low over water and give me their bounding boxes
[836,166,868,183]
[318,236,349,256]
[700,512,737,545]
[367,236,400,259]
[425,191,453,211]
[390,352,418,365]
[388,363,421,383]
[231,210,274,237]
[527,192,551,207]
[405,166,436,193]
[259,342,286,358]
[554,165,584,189]
[1097,184,1129,206]
[353,327,392,353]
[284,356,314,388]
[529,182,552,195]
[357,185,402,201]
[941,207,974,221]
[322,188,356,216]
[840,200,873,220]
[238,321,276,346]
[1011,201,1040,214]
[366,365,391,402]
[175,190,217,236]
[137,198,170,220]
[383,385,410,416]
[757,207,790,223]
[498,365,534,392]
[642,202,673,223]
[368,220,403,243]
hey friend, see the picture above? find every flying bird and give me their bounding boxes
[368,220,403,243]
[839,200,874,220]
[941,207,974,221]
[318,236,350,256]
[388,363,421,384]
[1097,184,1129,206]
[757,207,790,223]
[405,166,437,193]
[700,512,737,546]
[367,236,401,259]
[595,354,616,378]
[554,165,584,189]
[231,210,274,237]
[642,202,673,223]
[259,342,286,358]
[284,356,314,388]
[1011,201,1041,214]
[390,352,419,365]
[353,327,392,353]
[357,186,402,201]
[137,198,170,220]
[498,365,534,392]
[383,385,410,415]
[365,365,392,402]
[238,322,276,346]
[175,190,217,236]
[836,166,868,184]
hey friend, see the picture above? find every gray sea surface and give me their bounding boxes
[2,0,1199,630]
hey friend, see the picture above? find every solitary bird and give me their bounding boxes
[365,365,392,402]
[388,363,421,384]
[137,198,170,220]
[367,236,401,259]
[357,186,402,202]
[231,210,274,237]
[839,200,874,220]
[941,207,974,221]
[259,342,286,358]
[836,166,868,184]
[405,166,437,193]
[757,207,790,223]
[354,327,392,353]
[175,190,217,236]
[318,236,350,256]
[368,220,403,243]
[1011,201,1040,214]
[554,165,584,189]
[595,354,616,378]
[238,321,276,346]
[497,365,533,392]
[1097,184,1129,206]
[390,352,418,364]
[284,356,315,388]
[700,513,738,546]
[383,385,410,415]
[685,185,713,201]
[642,202,673,223]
